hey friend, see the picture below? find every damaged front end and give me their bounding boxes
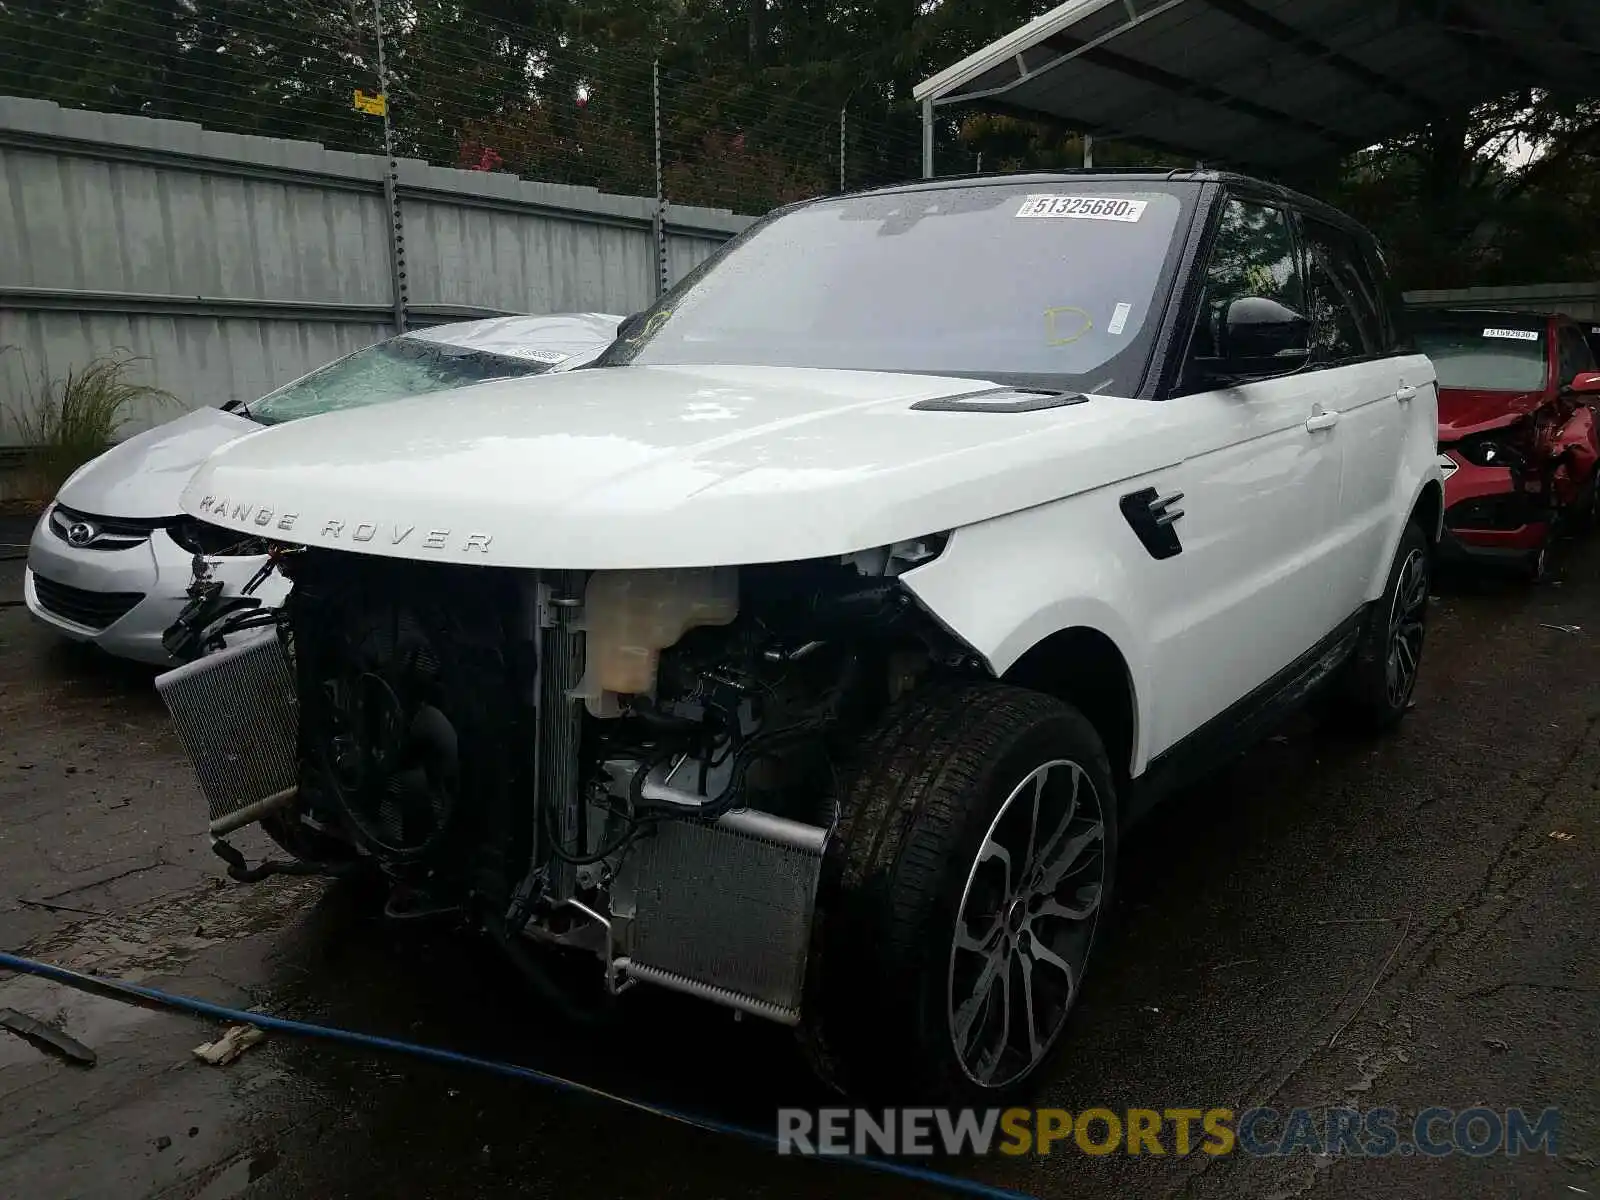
[1439,400,1600,569]
[155,539,975,1025]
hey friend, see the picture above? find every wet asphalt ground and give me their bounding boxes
[0,513,1597,1200]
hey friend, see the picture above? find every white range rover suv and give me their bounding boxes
[157,171,1442,1103]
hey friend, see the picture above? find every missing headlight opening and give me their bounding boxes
[157,537,972,1028]
[167,516,273,558]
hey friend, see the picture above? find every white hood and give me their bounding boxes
[58,406,259,519]
[180,364,1168,569]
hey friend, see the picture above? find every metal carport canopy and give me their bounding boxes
[913,0,1600,176]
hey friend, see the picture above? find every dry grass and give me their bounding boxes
[1,348,176,501]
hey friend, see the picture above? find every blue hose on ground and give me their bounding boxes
[0,949,1035,1200]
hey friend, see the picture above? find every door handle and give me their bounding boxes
[1396,384,1418,403]
[1306,409,1341,432]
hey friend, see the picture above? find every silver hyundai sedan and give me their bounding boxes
[25,312,621,664]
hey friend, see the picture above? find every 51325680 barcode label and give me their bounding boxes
[1016,195,1148,222]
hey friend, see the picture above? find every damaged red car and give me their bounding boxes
[1412,309,1600,579]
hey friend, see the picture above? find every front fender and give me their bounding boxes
[1552,404,1600,507]
[899,497,1153,771]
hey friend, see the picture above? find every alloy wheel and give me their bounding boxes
[947,758,1107,1089]
[1385,548,1428,708]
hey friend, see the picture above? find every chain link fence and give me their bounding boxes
[0,0,924,218]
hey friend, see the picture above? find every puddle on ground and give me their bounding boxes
[0,873,327,1071]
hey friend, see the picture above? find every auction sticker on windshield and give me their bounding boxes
[1016,195,1147,221]
[1482,328,1540,341]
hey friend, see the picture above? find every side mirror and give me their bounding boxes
[1569,371,1600,396]
[1217,296,1311,374]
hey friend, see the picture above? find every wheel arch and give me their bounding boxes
[1364,470,1446,603]
[1412,478,1444,547]
[1000,626,1139,792]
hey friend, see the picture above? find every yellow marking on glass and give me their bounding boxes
[1045,306,1093,346]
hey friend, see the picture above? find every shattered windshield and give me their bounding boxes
[247,336,555,425]
[600,181,1196,395]
[1414,323,1548,392]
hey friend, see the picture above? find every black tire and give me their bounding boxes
[1578,478,1600,533]
[800,683,1119,1103]
[1327,520,1429,732]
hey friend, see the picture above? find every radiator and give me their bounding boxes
[155,630,298,835]
[537,571,587,901]
[611,808,827,1024]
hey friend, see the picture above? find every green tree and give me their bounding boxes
[1325,93,1600,288]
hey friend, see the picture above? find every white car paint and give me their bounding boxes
[152,175,1451,1088]
[24,527,290,665]
[170,175,1446,797]
[903,359,1440,774]
[52,407,260,520]
[26,312,621,664]
[180,349,1440,777]
[183,365,1226,569]
[25,405,281,664]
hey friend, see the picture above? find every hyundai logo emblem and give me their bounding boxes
[66,521,97,547]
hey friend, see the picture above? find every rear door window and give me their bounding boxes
[1300,217,1382,365]
[1361,239,1408,353]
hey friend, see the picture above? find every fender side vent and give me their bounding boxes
[910,388,1088,413]
[1120,487,1185,560]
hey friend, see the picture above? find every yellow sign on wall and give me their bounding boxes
[353,89,387,116]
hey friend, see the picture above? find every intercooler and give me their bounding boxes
[154,630,298,836]
[610,808,826,1025]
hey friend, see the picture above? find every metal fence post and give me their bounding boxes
[373,0,408,334]
[838,107,846,193]
[652,58,668,299]
[921,98,934,179]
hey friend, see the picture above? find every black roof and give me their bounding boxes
[842,168,1371,242]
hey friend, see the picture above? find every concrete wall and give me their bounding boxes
[0,97,753,444]
[1405,283,1600,325]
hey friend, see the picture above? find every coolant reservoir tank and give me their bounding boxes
[575,568,739,710]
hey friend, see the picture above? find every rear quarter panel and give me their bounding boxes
[1368,352,1444,599]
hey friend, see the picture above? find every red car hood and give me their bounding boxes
[1437,387,1545,442]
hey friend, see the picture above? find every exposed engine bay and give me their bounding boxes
[157,534,973,1023]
